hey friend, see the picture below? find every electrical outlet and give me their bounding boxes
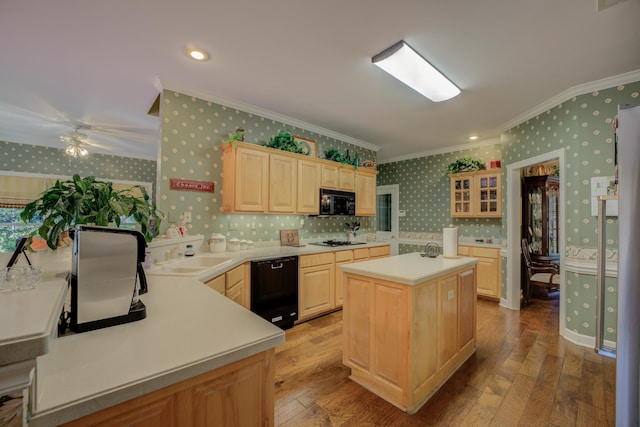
[183,211,192,223]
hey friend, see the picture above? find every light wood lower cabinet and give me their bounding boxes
[334,250,354,307]
[343,266,477,414]
[298,253,335,320]
[62,350,276,427]
[458,245,500,300]
[204,263,249,309]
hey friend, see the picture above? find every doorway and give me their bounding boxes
[376,184,399,255]
[505,149,566,335]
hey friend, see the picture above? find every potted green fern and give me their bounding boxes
[20,174,163,250]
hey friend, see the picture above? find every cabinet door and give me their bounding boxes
[297,159,321,214]
[449,174,473,217]
[321,163,339,189]
[458,269,476,350]
[437,275,458,369]
[355,171,376,216]
[475,256,499,299]
[226,264,246,308]
[269,153,297,212]
[299,264,335,319]
[339,168,355,191]
[475,172,501,217]
[372,282,408,391]
[205,274,225,295]
[235,148,269,212]
[334,250,353,307]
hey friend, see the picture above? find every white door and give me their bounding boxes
[376,184,399,255]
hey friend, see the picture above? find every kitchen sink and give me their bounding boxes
[178,256,233,268]
[147,256,234,276]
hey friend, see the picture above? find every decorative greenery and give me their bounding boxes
[263,129,304,154]
[444,157,486,174]
[20,174,163,250]
[324,147,360,169]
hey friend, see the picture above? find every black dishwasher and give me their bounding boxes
[250,256,298,329]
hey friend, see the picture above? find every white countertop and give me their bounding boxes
[340,253,478,286]
[145,240,391,282]
[0,279,68,366]
[30,276,285,427]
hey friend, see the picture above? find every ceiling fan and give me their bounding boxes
[59,125,96,157]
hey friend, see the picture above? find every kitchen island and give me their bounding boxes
[340,253,478,414]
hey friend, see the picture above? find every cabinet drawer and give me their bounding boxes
[226,264,244,289]
[369,245,390,258]
[470,247,498,259]
[205,274,225,294]
[335,250,353,263]
[300,252,335,268]
[353,248,369,260]
[458,246,471,256]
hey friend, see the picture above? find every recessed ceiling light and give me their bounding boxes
[468,135,479,140]
[186,46,209,61]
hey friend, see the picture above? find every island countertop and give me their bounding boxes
[29,276,285,427]
[340,252,478,286]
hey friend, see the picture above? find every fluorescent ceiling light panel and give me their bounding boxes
[372,41,460,102]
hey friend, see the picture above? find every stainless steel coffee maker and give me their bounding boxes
[70,225,148,333]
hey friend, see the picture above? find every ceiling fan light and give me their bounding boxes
[372,41,460,102]
[65,143,88,157]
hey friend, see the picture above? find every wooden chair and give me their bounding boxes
[521,238,560,304]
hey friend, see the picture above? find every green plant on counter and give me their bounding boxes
[20,174,164,250]
[445,157,486,174]
[263,129,303,154]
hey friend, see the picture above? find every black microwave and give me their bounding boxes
[319,188,356,216]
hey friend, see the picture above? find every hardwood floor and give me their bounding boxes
[274,298,615,426]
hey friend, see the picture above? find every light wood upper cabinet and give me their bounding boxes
[321,163,355,192]
[222,142,376,214]
[222,145,269,213]
[269,153,297,213]
[355,169,376,216]
[339,168,355,192]
[297,159,321,214]
[449,169,501,218]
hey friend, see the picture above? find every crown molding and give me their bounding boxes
[155,78,381,152]
[379,137,502,165]
[500,69,640,132]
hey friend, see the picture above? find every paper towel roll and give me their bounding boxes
[442,226,458,258]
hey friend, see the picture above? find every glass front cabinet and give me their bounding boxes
[522,175,560,261]
[449,170,502,218]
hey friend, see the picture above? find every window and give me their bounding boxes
[0,207,39,253]
[0,173,153,253]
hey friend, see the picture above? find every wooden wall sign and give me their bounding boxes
[169,178,214,193]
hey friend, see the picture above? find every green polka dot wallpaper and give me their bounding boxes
[501,81,640,341]
[158,90,377,243]
[0,141,156,187]
[378,144,503,241]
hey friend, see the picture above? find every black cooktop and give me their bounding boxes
[309,240,366,247]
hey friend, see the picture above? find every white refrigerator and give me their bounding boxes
[615,103,640,426]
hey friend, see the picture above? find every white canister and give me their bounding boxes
[246,240,254,250]
[209,233,226,253]
[228,238,240,252]
[240,239,248,250]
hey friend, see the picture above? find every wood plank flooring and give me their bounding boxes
[274,298,616,426]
